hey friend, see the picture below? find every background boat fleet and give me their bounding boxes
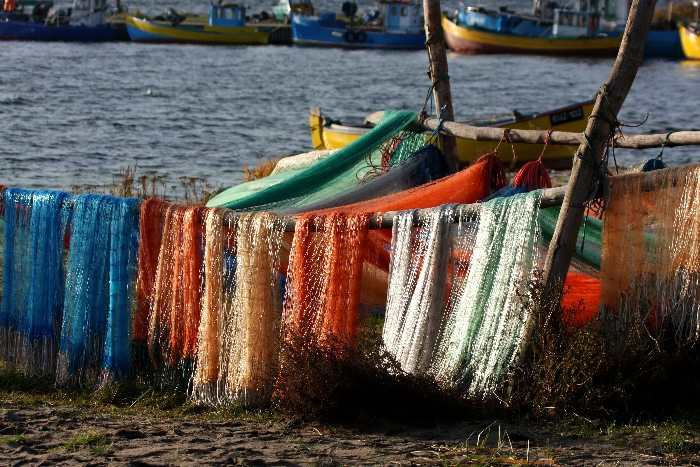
[1,0,699,58]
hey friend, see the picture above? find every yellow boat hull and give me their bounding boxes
[680,23,700,60]
[442,16,620,57]
[125,16,270,45]
[310,101,595,170]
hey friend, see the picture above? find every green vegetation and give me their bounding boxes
[0,434,25,446]
[60,432,113,456]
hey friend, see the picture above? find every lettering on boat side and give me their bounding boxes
[550,107,584,126]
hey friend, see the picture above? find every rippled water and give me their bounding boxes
[1,39,699,193]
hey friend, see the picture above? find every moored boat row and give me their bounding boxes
[2,0,699,60]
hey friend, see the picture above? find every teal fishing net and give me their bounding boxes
[57,194,141,384]
[539,206,602,272]
[286,144,449,214]
[0,188,70,375]
[207,110,422,211]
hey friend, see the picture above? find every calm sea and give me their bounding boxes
[1,2,698,194]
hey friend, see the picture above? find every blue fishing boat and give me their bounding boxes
[645,28,683,58]
[0,0,118,41]
[444,3,621,56]
[291,0,425,49]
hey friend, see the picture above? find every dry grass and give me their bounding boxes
[509,285,700,421]
[242,158,279,182]
[272,319,476,425]
[70,164,218,205]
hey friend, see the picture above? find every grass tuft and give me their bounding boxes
[61,432,113,456]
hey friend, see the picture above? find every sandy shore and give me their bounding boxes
[2,401,697,465]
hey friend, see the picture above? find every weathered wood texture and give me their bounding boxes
[541,0,658,302]
[365,113,700,149]
[423,0,459,172]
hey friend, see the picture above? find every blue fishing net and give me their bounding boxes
[103,197,141,382]
[57,194,141,383]
[1,188,70,373]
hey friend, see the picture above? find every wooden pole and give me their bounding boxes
[364,113,700,149]
[423,0,460,172]
[540,0,658,309]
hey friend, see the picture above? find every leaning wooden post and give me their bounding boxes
[423,0,460,172]
[540,0,657,310]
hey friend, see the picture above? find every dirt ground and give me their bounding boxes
[2,401,699,465]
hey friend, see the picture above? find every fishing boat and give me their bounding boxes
[291,0,425,49]
[679,22,700,59]
[125,3,271,45]
[309,99,596,169]
[442,4,621,56]
[0,0,118,41]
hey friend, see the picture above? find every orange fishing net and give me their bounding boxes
[601,165,700,342]
[147,204,206,367]
[561,272,600,326]
[304,153,506,271]
[282,212,369,347]
[135,198,168,343]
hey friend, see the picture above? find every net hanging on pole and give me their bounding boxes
[147,205,206,371]
[282,212,370,348]
[56,194,140,384]
[601,165,700,345]
[382,191,542,396]
[383,205,462,375]
[1,188,70,375]
[192,210,286,407]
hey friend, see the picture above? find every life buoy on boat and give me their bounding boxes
[355,30,367,43]
[343,30,356,42]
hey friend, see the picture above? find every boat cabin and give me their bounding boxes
[381,0,422,34]
[552,8,601,37]
[68,0,107,27]
[209,3,246,27]
[273,0,314,21]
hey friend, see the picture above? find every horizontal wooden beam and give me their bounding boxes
[365,113,700,149]
[222,186,567,232]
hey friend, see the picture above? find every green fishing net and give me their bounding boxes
[539,206,602,274]
[206,110,423,212]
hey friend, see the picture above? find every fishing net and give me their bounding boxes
[561,271,600,326]
[135,198,169,348]
[540,206,602,274]
[192,210,286,406]
[1,188,70,375]
[56,195,140,384]
[0,186,4,323]
[282,212,369,348]
[286,145,449,214]
[207,110,422,211]
[428,191,542,395]
[148,204,206,370]
[303,153,506,272]
[601,165,700,344]
[383,205,457,374]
